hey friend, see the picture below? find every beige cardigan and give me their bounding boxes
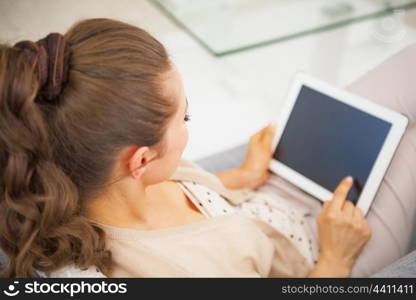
[93,159,312,277]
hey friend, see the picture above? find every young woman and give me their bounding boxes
[4,17,414,278]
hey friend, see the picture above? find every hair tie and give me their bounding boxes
[13,33,71,101]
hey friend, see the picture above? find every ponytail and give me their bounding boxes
[0,43,111,277]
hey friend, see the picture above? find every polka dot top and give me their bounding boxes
[178,180,320,268]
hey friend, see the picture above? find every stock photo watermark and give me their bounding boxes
[2,280,127,297]
[372,9,408,43]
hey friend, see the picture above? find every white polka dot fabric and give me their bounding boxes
[178,180,319,268]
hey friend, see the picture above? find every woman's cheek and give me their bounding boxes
[185,125,189,142]
[181,126,189,151]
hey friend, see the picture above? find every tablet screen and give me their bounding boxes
[273,85,392,203]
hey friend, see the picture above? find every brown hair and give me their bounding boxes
[0,18,176,277]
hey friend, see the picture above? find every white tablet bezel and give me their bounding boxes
[269,72,408,215]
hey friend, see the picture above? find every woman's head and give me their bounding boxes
[125,62,190,187]
[0,18,189,277]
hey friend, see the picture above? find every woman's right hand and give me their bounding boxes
[313,176,372,277]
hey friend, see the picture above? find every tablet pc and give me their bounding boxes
[269,73,408,215]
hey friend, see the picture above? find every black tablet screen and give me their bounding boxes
[273,85,392,203]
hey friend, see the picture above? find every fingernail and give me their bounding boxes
[346,176,353,183]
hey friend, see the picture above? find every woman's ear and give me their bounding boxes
[129,146,151,179]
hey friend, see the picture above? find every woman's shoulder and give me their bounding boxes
[46,264,106,278]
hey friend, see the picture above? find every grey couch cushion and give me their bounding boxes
[372,249,416,277]
[195,143,248,174]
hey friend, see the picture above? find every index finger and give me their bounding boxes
[328,176,353,211]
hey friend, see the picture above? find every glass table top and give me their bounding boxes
[151,0,416,56]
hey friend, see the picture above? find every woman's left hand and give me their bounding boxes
[239,121,277,190]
